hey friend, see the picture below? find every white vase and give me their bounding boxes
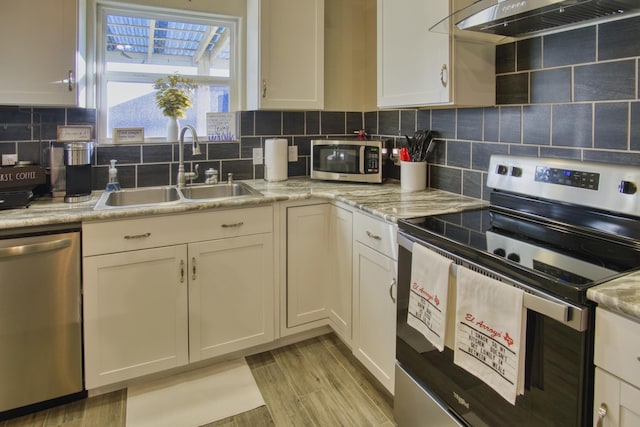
[167,116,179,142]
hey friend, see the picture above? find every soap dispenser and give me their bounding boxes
[105,159,121,192]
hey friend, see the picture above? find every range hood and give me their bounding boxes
[430,0,640,38]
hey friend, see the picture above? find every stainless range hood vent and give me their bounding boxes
[430,0,640,38]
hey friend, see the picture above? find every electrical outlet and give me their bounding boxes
[252,147,263,165]
[288,146,298,162]
[2,154,17,166]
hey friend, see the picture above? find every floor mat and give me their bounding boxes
[125,358,265,427]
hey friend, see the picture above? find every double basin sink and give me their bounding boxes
[94,182,262,210]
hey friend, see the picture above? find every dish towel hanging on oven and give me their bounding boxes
[453,266,526,405]
[407,243,453,352]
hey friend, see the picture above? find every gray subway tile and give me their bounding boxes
[457,108,483,141]
[552,104,593,148]
[599,15,640,61]
[400,110,416,136]
[483,107,500,142]
[574,60,636,101]
[283,112,305,135]
[632,102,640,152]
[447,140,471,169]
[517,37,541,71]
[531,68,571,104]
[255,111,282,135]
[379,110,400,136]
[321,111,346,135]
[430,165,462,194]
[471,142,509,171]
[543,26,596,67]
[496,42,515,74]
[432,109,456,139]
[594,103,629,150]
[523,105,551,146]
[496,74,529,105]
[499,107,521,143]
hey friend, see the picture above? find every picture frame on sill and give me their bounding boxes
[113,127,145,144]
[57,125,93,142]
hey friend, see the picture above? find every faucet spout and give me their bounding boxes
[177,125,201,188]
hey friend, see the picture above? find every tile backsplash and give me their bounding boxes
[1,15,639,200]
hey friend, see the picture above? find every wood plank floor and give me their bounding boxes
[2,333,396,427]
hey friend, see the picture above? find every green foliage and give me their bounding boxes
[153,74,198,118]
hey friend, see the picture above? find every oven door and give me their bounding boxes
[395,232,595,427]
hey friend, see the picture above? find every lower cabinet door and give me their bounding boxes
[83,245,189,389]
[594,368,640,427]
[353,242,397,394]
[188,233,274,362]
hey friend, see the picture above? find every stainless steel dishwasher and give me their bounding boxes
[0,225,85,418]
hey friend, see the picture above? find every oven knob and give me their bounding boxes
[619,180,638,195]
[496,165,508,175]
[510,167,523,177]
[493,248,506,257]
[507,253,521,263]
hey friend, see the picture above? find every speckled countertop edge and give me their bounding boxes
[587,270,640,321]
[0,177,487,230]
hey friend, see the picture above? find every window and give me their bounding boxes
[95,4,238,142]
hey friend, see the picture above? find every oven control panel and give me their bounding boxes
[486,155,640,217]
[533,166,600,190]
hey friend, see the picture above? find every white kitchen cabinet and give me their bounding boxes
[328,205,353,344]
[0,0,79,106]
[83,207,274,389]
[188,234,274,362]
[286,203,330,328]
[247,0,324,110]
[352,211,397,394]
[377,0,495,108]
[593,307,640,427]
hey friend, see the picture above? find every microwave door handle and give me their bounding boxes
[359,146,366,174]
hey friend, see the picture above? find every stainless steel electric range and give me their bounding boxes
[395,155,640,427]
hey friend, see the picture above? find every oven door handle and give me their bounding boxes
[398,233,589,332]
[523,292,568,323]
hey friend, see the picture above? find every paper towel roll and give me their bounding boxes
[264,138,288,182]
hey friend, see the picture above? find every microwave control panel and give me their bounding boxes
[365,147,380,173]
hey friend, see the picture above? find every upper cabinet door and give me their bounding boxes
[247,0,324,110]
[0,0,78,106]
[377,0,449,107]
[377,0,495,108]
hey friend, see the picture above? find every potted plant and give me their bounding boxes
[154,74,197,141]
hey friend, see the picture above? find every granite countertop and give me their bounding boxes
[587,270,640,322]
[0,177,487,230]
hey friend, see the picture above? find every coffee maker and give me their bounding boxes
[50,141,94,203]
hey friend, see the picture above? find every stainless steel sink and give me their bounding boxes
[94,183,263,210]
[94,186,183,210]
[180,183,262,200]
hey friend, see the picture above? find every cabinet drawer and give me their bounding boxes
[83,206,273,256]
[353,211,397,260]
[594,307,640,389]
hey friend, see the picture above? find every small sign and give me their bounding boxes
[113,127,145,144]
[57,125,93,142]
[206,112,236,141]
[0,166,47,189]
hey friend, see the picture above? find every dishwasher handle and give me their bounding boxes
[0,238,72,259]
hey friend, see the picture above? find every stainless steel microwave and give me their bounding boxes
[311,140,383,183]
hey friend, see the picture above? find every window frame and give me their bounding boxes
[88,1,240,143]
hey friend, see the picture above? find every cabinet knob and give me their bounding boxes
[262,80,267,98]
[192,257,197,280]
[67,70,74,92]
[596,403,607,427]
[179,259,185,283]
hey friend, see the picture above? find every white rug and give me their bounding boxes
[125,358,265,427]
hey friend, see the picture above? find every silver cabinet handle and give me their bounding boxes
[221,222,244,228]
[179,259,185,283]
[67,70,74,91]
[0,238,71,259]
[262,80,267,98]
[596,403,608,427]
[124,232,151,240]
[440,64,448,87]
[192,257,197,280]
[389,278,397,304]
[366,230,382,240]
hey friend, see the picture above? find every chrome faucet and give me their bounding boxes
[177,125,201,188]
